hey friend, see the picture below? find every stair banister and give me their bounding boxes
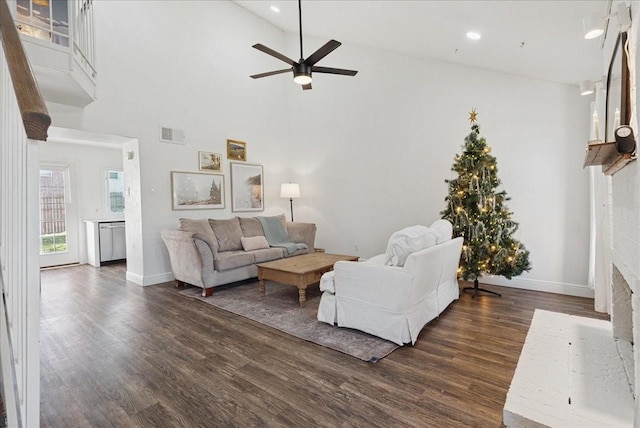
[0,0,51,141]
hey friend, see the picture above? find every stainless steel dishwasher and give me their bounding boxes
[99,221,126,263]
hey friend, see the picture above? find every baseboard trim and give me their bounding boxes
[478,276,594,298]
[125,271,144,286]
[126,271,174,287]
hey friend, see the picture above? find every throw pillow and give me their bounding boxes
[178,218,218,253]
[239,215,287,237]
[209,217,243,252]
[240,236,270,251]
[430,219,453,244]
[384,225,437,267]
[239,217,264,237]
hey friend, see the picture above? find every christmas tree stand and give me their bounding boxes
[461,279,501,298]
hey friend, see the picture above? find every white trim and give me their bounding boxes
[126,271,174,287]
[480,276,595,298]
[125,271,144,286]
[24,139,40,427]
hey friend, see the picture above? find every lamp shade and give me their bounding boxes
[583,12,604,39]
[580,80,594,96]
[280,183,300,199]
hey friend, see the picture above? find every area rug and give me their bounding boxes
[177,280,399,362]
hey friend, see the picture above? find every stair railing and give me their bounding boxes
[0,0,50,426]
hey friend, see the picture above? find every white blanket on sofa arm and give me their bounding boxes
[319,254,386,295]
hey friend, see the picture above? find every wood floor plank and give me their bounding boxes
[39,263,609,427]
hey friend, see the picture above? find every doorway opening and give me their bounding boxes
[39,164,79,267]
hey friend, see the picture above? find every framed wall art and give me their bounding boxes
[230,162,263,212]
[227,139,247,161]
[171,171,225,210]
[198,151,222,172]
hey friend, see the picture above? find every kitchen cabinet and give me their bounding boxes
[85,220,126,267]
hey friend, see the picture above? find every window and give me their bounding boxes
[16,0,69,47]
[107,170,125,215]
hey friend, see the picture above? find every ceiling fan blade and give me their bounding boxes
[250,68,292,79]
[302,83,312,90]
[312,66,358,76]
[304,40,341,66]
[252,44,296,66]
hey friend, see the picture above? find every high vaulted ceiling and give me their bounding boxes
[234,0,612,87]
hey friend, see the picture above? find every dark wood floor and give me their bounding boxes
[40,263,608,427]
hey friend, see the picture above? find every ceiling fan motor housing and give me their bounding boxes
[294,63,312,80]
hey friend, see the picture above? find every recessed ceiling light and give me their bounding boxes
[466,31,481,40]
[270,5,280,13]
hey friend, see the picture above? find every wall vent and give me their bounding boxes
[159,126,186,144]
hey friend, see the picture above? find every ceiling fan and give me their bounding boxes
[250,0,358,90]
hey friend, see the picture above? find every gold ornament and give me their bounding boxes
[469,108,478,124]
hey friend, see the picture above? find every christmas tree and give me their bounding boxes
[441,109,531,296]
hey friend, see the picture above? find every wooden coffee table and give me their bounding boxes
[257,252,359,307]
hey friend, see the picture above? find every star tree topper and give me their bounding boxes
[469,108,478,124]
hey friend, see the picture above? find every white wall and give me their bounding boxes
[610,3,640,298]
[46,1,593,295]
[47,1,289,283]
[38,141,123,264]
[283,33,593,295]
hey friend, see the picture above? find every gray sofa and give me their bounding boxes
[161,214,316,296]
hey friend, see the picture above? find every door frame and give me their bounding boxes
[39,162,79,267]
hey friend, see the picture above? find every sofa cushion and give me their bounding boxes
[241,236,270,251]
[252,247,285,263]
[177,218,218,254]
[430,219,453,244]
[384,225,437,267]
[239,217,265,237]
[214,250,255,271]
[209,217,243,251]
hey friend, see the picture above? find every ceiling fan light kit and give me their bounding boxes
[293,63,312,85]
[250,0,358,90]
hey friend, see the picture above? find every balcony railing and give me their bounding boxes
[15,0,96,84]
[71,0,96,81]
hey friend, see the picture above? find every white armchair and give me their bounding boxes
[317,222,463,346]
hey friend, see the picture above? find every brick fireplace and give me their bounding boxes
[610,163,640,421]
[612,265,635,392]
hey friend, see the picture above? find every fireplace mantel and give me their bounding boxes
[583,140,636,175]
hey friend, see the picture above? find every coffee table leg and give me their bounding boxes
[259,279,265,295]
[298,287,306,307]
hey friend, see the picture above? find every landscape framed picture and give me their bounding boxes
[227,139,247,161]
[198,151,222,172]
[230,162,263,212]
[171,171,225,210]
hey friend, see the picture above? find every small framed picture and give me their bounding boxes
[198,151,222,172]
[227,139,247,161]
[171,171,225,210]
[230,162,263,212]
